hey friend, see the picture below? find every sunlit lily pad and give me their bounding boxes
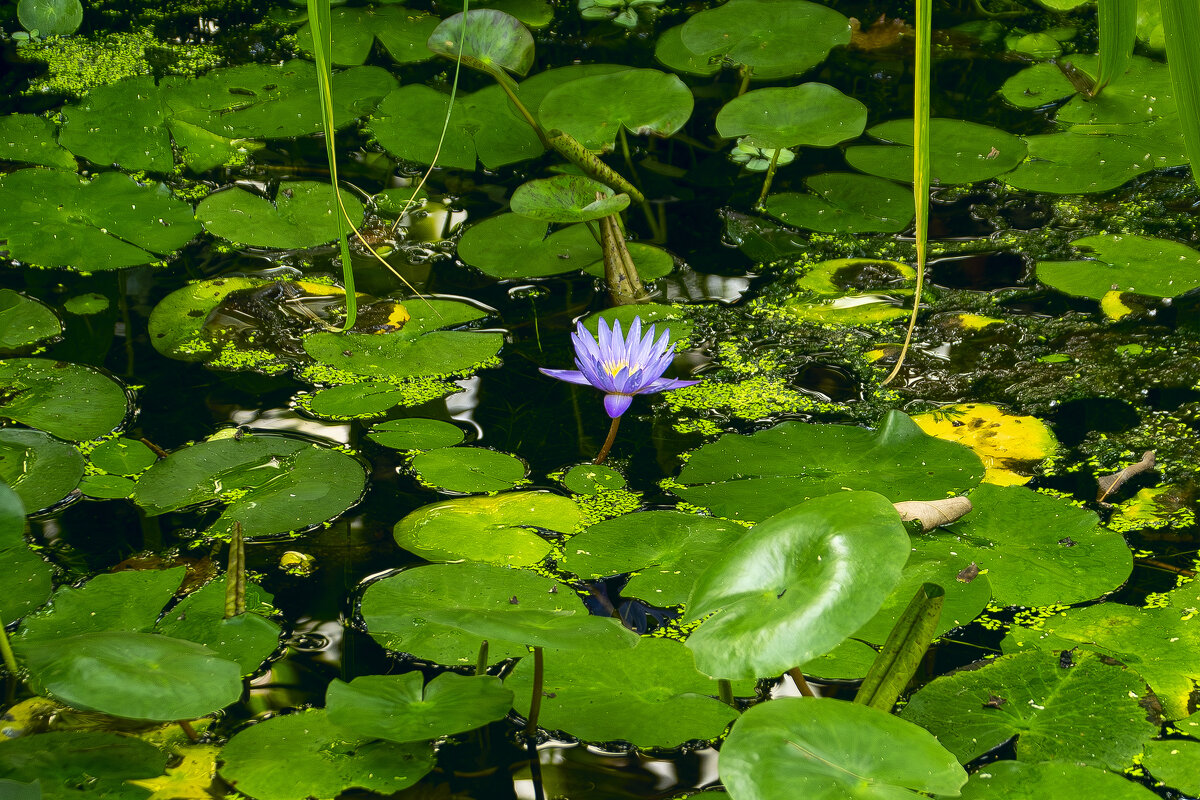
[1037,233,1200,300]
[684,491,909,679]
[131,434,367,540]
[560,510,746,607]
[999,62,1076,110]
[457,213,599,277]
[1003,132,1165,194]
[147,276,269,361]
[510,175,629,222]
[583,304,693,345]
[0,732,167,799]
[900,649,1156,769]
[653,24,722,77]
[0,429,84,513]
[673,410,985,521]
[957,760,1162,800]
[327,672,514,744]
[0,290,61,352]
[764,173,914,234]
[538,68,694,151]
[79,474,136,500]
[0,358,129,442]
[506,638,739,746]
[912,403,1058,486]
[413,606,639,651]
[156,576,281,674]
[679,0,851,79]
[197,182,365,249]
[218,710,435,800]
[301,381,458,420]
[409,447,529,494]
[393,491,578,565]
[721,698,966,800]
[89,437,158,476]
[427,9,535,77]
[848,118,1027,185]
[368,418,465,451]
[0,482,51,626]
[1143,739,1200,796]
[360,563,585,665]
[0,169,201,271]
[715,84,867,150]
[0,114,75,170]
[583,242,676,281]
[297,6,439,66]
[562,463,627,494]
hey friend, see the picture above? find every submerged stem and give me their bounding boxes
[788,667,816,697]
[755,147,781,209]
[594,416,622,465]
[1,624,18,703]
[475,640,490,676]
[718,678,734,708]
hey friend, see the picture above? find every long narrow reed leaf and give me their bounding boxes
[1096,0,1137,94]
[1162,0,1200,187]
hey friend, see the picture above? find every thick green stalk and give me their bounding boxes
[1162,0,1200,188]
[224,522,246,619]
[1096,0,1137,94]
[854,583,945,711]
[1,624,17,703]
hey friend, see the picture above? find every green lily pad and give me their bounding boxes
[721,697,967,800]
[582,242,676,281]
[510,176,629,222]
[0,779,39,800]
[764,173,914,234]
[88,437,158,476]
[368,418,465,450]
[562,463,627,494]
[0,732,167,800]
[427,9,535,77]
[956,760,1162,800]
[0,290,61,351]
[1003,132,1163,194]
[78,474,136,500]
[409,447,529,494]
[583,303,693,345]
[506,638,739,746]
[0,429,84,513]
[653,23,722,77]
[0,114,75,170]
[17,0,82,36]
[0,359,129,442]
[0,482,51,626]
[360,563,585,665]
[930,483,1131,607]
[457,213,599,277]
[327,672,514,744]
[684,491,909,680]
[418,606,639,651]
[845,119,1028,185]
[21,630,243,721]
[394,491,578,565]
[0,169,201,271]
[1142,739,1200,795]
[798,637,882,681]
[62,293,108,315]
[1037,233,1200,300]
[715,84,867,150]
[131,434,367,540]
[777,257,916,326]
[297,6,439,66]
[673,410,985,522]
[679,0,851,79]
[538,69,694,151]
[218,710,435,800]
[301,381,456,420]
[147,276,268,361]
[999,62,1077,110]
[900,650,1156,769]
[156,576,281,674]
[1054,55,1175,126]
[197,182,365,249]
[475,0,555,26]
[560,510,746,607]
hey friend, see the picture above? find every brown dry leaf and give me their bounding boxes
[1097,450,1156,501]
[849,15,915,51]
[893,496,973,532]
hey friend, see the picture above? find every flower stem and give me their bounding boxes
[594,416,622,465]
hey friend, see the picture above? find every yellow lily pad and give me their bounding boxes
[912,403,1057,486]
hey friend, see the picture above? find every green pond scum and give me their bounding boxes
[3,0,1200,797]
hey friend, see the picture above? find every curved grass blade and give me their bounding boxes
[1163,0,1200,187]
[854,582,944,711]
[1096,0,1137,94]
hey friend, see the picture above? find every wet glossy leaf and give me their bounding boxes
[218,710,435,800]
[680,0,851,79]
[156,576,281,674]
[955,760,1162,800]
[582,304,693,345]
[764,173,914,234]
[327,672,514,743]
[912,403,1058,486]
[410,447,529,493]
[147,277,268,361]
[419,606,639,650]
[0,114,75,170]
[716,84,867,150]
[1142,739,1200,795]
[22,631,243,721]
[582,242,676,281]
[1037,233,1200,299]
[0,359,128,442]
[999,62,1079,110]
[510,176,629,222]
[89,437,158,475]
[0,289,61,351]
[0,429,83,513]
[562,463,626,494]
[427,9,535,77]
[673,410,985,521]
[560,510,746,607]
[506,638,739,746]
[457,213,599,277]
[1003,132,1168,193]
[721,697,967,800]
[62,293,107,315]
[78,474,136,499]
[908,649,1155,768]
[773,256,916,325]
[0,169,200,271]
[197,182,365,249]
[131,435,367,540]
[684,491,909,679]
[845,118,1027,185]
[302,381,451,420]
[538,69,693,151]
[653,24,722,76]
[476,0,555,26]
[0,482,50,626]
[297,6,439,65]
[361,563,584,665]
[17,0,82,36]
[368,418,465,450]
[394,491,578,565]
[0,732,166,800]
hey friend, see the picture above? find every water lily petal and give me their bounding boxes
[539,368,594,387]
[604,393,634,418]
[642,377,701,393]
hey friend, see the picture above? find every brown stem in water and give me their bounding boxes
[788,667,816,698]
[178,720,199,742]
[594,416,622,465]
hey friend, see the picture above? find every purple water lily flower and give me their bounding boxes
[540,316,699,419]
